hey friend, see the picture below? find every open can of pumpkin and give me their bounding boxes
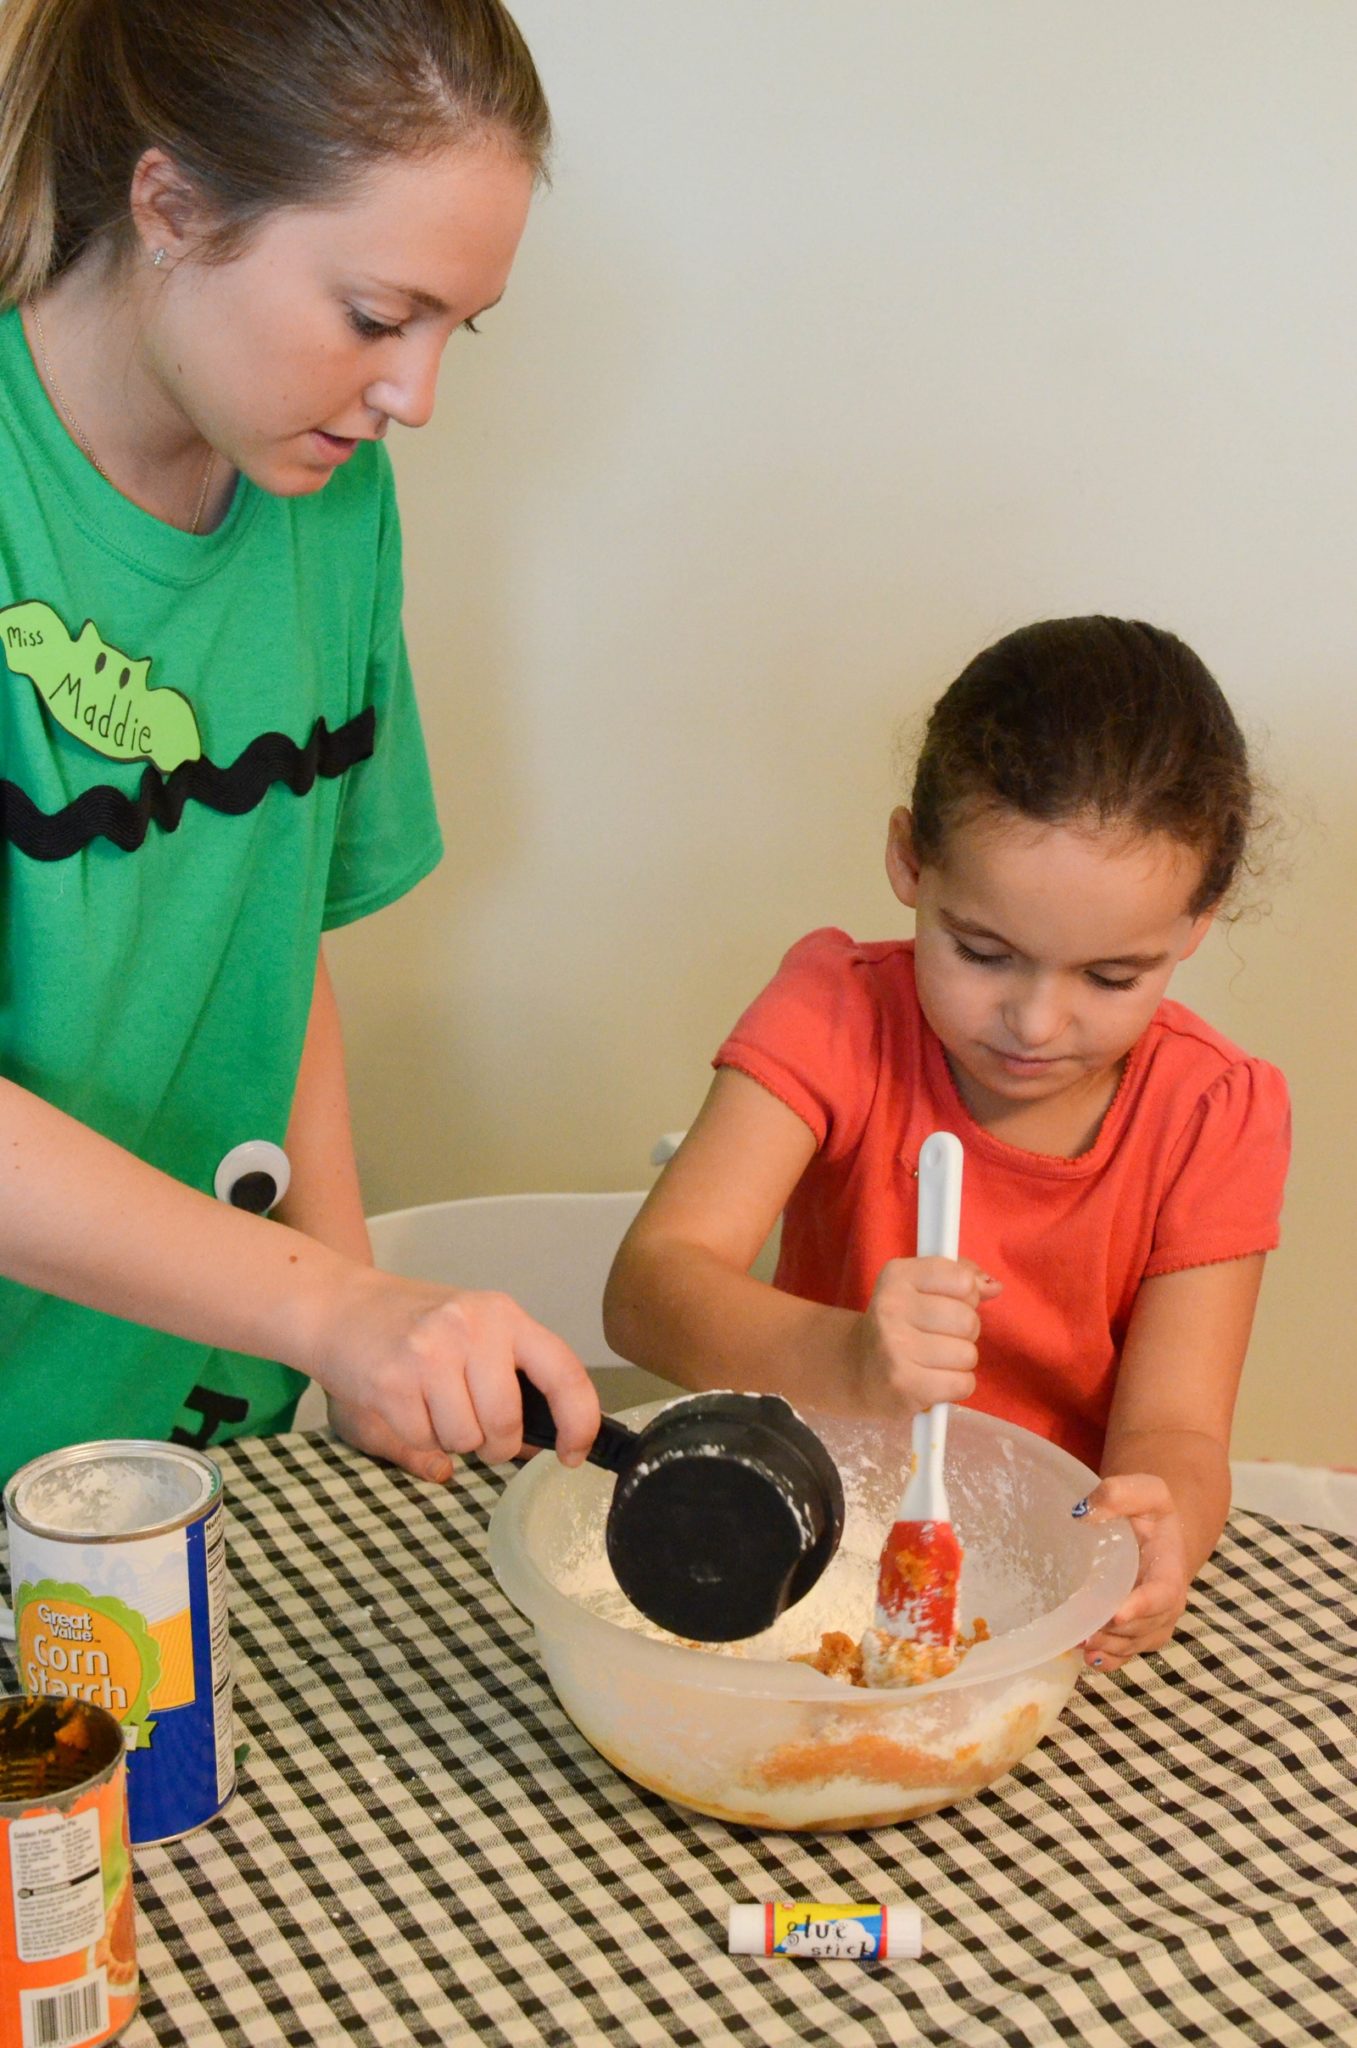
[0,1693,137,2048]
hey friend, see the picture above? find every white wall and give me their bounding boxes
[327,1,1357,1464]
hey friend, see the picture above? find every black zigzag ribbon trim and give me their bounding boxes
[0,708,376,860]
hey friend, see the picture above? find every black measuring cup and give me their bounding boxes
[515,1372,845,1642]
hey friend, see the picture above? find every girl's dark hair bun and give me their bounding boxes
[910,616,1256,916]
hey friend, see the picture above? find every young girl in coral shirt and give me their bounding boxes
[605,616,1290,1675]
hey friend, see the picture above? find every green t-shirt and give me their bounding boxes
[0,304,443,1485]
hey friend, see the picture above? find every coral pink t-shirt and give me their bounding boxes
[715,929,1291,1470]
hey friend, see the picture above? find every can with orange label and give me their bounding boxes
[0,1694,137,2048]
[4,1444,234,1846]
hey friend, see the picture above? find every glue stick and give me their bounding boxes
[728,1901,923,1961]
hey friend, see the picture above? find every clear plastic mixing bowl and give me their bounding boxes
[489,1401,1137,1830]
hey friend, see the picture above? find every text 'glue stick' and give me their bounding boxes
[728,1901,923,1961]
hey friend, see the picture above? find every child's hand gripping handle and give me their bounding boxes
[515,1369,638,1476]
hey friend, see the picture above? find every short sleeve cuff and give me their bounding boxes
[715,1046,828,1146]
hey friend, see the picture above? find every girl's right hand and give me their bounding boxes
[848,1256,1001,1416]
[309,1268,601,1485]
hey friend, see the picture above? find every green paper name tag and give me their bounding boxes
[2,597,202,773]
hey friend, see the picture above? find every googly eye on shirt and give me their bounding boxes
[214,1139,291,1216]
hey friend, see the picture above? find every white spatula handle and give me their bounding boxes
[917,1131,962,1263]
[905,1131,964,1516]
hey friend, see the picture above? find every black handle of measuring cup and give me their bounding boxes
[515,1370,639,1477]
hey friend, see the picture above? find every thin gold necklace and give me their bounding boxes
[29,303,217,535]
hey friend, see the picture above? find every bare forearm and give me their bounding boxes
[604,1239,856,1406]
[0,1080,602,1487]
[1101,1427,1231,1576]
[0,1075,342,1374]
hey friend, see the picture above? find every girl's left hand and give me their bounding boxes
[1075,1473,1190,1673]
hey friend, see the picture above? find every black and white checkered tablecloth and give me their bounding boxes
[4,1430,1354,2047]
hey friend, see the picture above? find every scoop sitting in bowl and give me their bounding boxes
[513,1370,845,1641]
[490,1400,1137,1831]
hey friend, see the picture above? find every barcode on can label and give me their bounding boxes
[204,1505,235,1804]
[19,1970,108,2048]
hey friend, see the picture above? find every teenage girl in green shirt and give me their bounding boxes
[0,0,599,1487]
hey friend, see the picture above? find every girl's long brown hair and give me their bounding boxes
[0,0,549,304]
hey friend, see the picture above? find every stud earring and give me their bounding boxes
[151,248,167,267]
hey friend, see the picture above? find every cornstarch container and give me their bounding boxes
[4,1444,235,1846]
[0,1694,137,2048]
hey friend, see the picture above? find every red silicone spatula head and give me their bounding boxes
[875,1516,964,1644]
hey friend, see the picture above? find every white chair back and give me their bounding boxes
[365,1190,646,1366]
